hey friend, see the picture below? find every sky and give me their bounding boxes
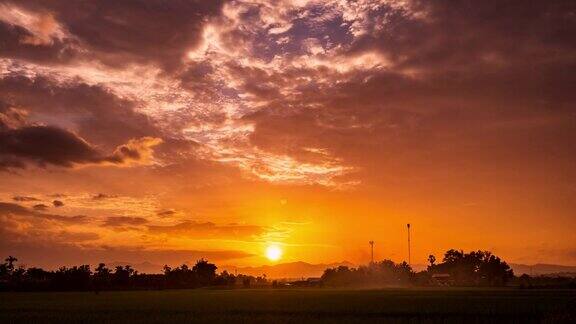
[0,0,575,270]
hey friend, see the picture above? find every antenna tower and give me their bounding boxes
[369,240,375,264]
[407,224,411,266]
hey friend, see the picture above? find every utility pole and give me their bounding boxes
[369,240,374,264]
[407,224,411,266]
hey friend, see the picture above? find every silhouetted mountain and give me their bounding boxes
[221,261,355,279]
[510,263,576,276]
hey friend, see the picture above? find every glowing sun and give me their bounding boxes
[265,245,283,261]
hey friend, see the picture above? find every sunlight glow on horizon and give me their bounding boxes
[265,245,283,262]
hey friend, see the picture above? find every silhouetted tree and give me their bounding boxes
[113,265,134,287]
[93,263,111,291]
[322,261,414,287]
[0,256,257,291]
[428,255,436,269]
[23,267,52,290]
[52,265,91,290]
[192,259,217,286]
[428,250,513,286]
[0,253,564,291]
[0,261,7,278]
[164,263,202,288]
[478,252,514,286]
[4,256,17,274]
[213,270,236,286]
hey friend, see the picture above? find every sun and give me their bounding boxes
[265,245,283,262]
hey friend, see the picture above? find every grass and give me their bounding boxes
[1,288,575,323]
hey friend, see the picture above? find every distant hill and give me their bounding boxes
[510,263,576,276]
[221,261,355,279]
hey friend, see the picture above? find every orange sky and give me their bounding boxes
[0,0,575,270]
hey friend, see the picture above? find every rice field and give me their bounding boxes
[1,288,575,323]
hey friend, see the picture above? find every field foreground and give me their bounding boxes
[1,288,575,323]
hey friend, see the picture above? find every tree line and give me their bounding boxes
[0,257,266,291]
[2,249,574,291]
[321,249,514,287]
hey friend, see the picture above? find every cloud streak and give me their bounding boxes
[148,221,264,239]
[0,202,88,224]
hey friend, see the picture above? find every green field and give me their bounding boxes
[1,288,575,323]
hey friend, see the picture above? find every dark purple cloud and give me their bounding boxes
[238,1,576,182]
[0,76,160,149]
[0,19,79,64]
[2,0,225,70]
[0,125,161,171]
[0,125,107,167]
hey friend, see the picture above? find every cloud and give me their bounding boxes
[107,137,164,166]
[0,106,28,131]
[0,125,104,168]
[0,5,67,46]
[56,231,100,242]
[1,0,226,70]
[0,202,87,224]
[52,200,64,207]
[148,221,263,239]
[0,76,161,149]
[0,125,162,171]
[156,209,176,217]
[1,0,574,187]
[226,0,576,188]
[0,201,37,214]
[32,204,48,211]
[103,216,149,227]
[92,193,117,200]
[377,1,576,72]
[12,195,39,202]
[0,11,78,64]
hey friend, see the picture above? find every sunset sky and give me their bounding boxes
[1,0,575,270]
